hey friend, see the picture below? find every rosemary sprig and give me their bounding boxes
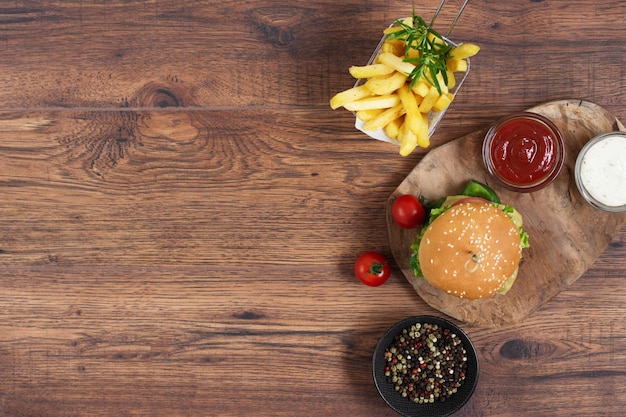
[386,11,453,95]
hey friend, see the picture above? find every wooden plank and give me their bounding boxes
[0,265,625,416]
[0,108,406,267]
[1,0,626,416]
[0,1,623,114]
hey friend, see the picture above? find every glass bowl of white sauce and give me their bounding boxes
[575,131,626,212]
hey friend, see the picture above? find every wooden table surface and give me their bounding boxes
[1,1,625,416]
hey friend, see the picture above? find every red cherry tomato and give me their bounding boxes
[391,194,426,229]
[451,197,490,207]
[354,251,391,287]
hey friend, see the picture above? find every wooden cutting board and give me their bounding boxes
[387,100,626,327]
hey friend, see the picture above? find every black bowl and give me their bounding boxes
[373,316,479,417]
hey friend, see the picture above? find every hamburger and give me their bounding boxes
[409,181,530,299]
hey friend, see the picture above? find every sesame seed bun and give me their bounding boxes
[418,201,522,299]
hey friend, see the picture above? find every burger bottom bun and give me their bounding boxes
[418,202,522,299]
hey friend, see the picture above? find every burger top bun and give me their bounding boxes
[418,201,522,299]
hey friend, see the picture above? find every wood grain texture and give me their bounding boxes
[1,1,626,416]
[387,100,626,326]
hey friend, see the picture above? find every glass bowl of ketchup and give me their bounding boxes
[482,112,565,193]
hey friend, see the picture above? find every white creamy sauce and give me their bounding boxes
[579,135,626,207]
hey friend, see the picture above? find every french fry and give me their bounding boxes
[418,86,440,113]
[397,84,419,115]
[365,71,407,95]
[445,69,457,89]
[383,17,412,35]
[355,109,383,122]
[434,72,449,95]
[406,48,421,60]
[330,85,372,110]
[398,119,418,157]
[432,93,454,112]
[384,116,403,140]
[349,63,395,79]
[362,103,406,131]
[342,94,400,111]
[411,79,431,97]
[397,84,423,135]
[383,26,404,36]
[416,112,430,148]
[377,52,416,76]
[428,31,447,46]
[406,112,423,136]
[449,43,480,59]
[447,58,468,73]
[381,40,405,56]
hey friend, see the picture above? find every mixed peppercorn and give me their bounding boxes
[383,322,467,404]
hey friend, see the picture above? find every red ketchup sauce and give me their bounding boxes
[489,117,558,186]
